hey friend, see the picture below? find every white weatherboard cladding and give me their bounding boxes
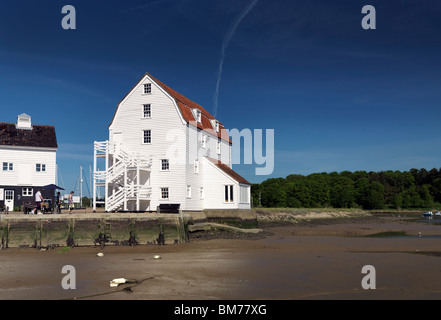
[184,125,232,210]
[109,75,186,208]
[0,147,56,186]
[202,157,240,209]
[238,184,251,209]
[103,73,250,211]
[185,125,203,210]
[220,138,231,166]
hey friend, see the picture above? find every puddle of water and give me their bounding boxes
[417,219,441,224]
[411,251,441,257]
[364,231,407,238]
[350,250,441,258]
[362,232,441,239]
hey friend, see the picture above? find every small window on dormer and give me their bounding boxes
[215,121,220,133]
[194,159,199,174]
[196,110,201,124]
[144,83,152,94]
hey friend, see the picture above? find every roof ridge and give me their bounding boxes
[109,73,232,144]
[146,72,216,119]
[205,156,251,185]
[0,122,55,128]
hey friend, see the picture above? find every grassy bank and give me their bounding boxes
[253,207,430,228]
[254,208,374,227]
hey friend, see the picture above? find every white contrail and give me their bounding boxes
[213,0,259,117]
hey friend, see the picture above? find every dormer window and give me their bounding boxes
[210,119,220,133]
[143,83,152,94]
[191,109,202,124]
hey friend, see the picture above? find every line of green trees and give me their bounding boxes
[251,168,441,210]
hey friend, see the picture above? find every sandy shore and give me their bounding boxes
[1,212,441,300]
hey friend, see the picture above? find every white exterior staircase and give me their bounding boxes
[93,141,152,212]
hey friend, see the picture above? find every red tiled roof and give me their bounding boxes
[0,123,58,149]
[146,73,231,144]
[110,73,231,143]
[206,157,251,185]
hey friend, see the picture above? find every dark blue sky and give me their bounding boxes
[1,0,441,193]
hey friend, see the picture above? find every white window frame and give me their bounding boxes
[5,190,13,201]
[201,134,206,148]
[217,139,221,155]
[199,187,204,200]
[194,159,199,174]
[36,163,46,172]
[143,104,151,118]
[143,130,152,144]
[160,187,169,200]
[2,162,13,171]
[224,185,234,203]
[215,121,220,133]
[22,187,33,197]
[143,83,152,94]
[196,110,201,124]
[161,159,170,171]
[186,185,192,198]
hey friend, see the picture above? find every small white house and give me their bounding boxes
[0,114,58,211]
[93,73,251,212]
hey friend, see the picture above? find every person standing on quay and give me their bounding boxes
[35,189,43,214]
[56,192,62,214]
[68,191,74,214]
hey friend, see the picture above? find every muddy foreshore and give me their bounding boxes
[1,211,441,300]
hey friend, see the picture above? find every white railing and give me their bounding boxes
[94,141,109,154]
[94,171,106,181]
[139,186,152,199]
[107,160,125,183]
[94,140,153,212]
[106,186,152,212]
[106,187,125,212]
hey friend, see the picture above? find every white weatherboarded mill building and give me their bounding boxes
[93,73,251,212]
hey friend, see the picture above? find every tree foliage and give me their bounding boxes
[252,168,439,209]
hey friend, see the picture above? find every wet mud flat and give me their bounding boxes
[2,213,441,300]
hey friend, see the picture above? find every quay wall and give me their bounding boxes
[0,213,188,249]
[184,209,258,228]
[0,209,257,249]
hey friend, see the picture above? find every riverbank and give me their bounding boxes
[1,210,441,300]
